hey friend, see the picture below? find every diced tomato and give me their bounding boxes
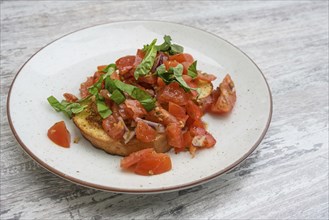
[182,75,198,98]
[191,133,216,148]
[80,76,94,98]
[166,123,184,148]
[168,102,189,125]
[134,152,171,175]
[133,49,145,67]
[164,60,179,70]
[210,74,236,114]
[197,72,217,82]
[181,62,190,74]
[63,93,78,102]
[47,121,70,148]
[157,82,189,106]
[102,115,125,140]
[186,100,203,120]
[110,71,120,80]
[204,133,216,148]
[124,99,147,119]
[120,148,153,169]
[97,65,108,72]
[183,130,193,148]
[93,71,104,83]
[157,77,166,88]
[135,120,157,143]
[198,95,213,113]
[138,75,157,85]
[147,106,179,126]
[169,53,194,64]
[116,55,136,75]
[120,148,172,175]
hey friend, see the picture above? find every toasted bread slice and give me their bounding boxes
[72,103,171,156]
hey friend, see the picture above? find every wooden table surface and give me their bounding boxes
[1,1,328,219]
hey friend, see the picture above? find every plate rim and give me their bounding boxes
[6,20,273,194]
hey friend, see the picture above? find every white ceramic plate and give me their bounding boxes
[8,21,272,193]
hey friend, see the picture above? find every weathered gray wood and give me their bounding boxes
[1,1,328,219]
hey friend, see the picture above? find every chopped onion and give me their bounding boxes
[192,135,206,147]
[123,130,136,144]
[135,118,165,133]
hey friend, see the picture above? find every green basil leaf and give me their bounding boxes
[105,76,116,93]
[170,44,184,55]
[134,39,157,80]
[156,64,174,84]
[47,96,63,112]
[102,63,116,74]
[47,96,86,118]
[110,89,126,105]
[156,35,172,52]
[131,88,156,111]
[113,79,156,111]
[96,99,112,119]
[187,61,198,79]
[171,64,192,92]
[71,105,87,114]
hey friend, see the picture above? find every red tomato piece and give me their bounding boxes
[120,148,153,169]
[135,120,157,143]
[186,100,203,120]
[138,75,157,85]
[93,71,105,83]
[133,49,145,67]
[47,121,71,148]
[120,148,172,175]
[102,115,125,140]
[146,106,179,126]
[183,130,193,148]
[169,53,194,64]
[198,95,213,113]
[164,60,179,70]
[197,72,217,82]
[166,123,184,148]
[157,77,166,88]
[157,82,189,106]
[97,65,108,72]
[80,76,94,98]
[124,99,147,119]
[134,152,172,175]
[168,102,189,125]
[63,93,78,102]
[116,55,136,75]
[210,74,236,114]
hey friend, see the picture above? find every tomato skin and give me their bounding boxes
[210,74,236,114]
[166,123,184,148]
[134,153,172,175]
[120,148,172,175]
[164,60,179,70]
[63,93,78,102]
[198,95,213,113]
[157,77,166,88]
[135,120,157,143]
[138,75,157,85]
[116,55,136,75]
[183,130,193,148]
[168,102,189,125]
[186,100,203,120]
[157,82,189,106]
[124,99,147,119]
[197,72,217,82]
[134,49,145,68]
[169,53,194,64]
[102,115,125,140]
[97,65,108,72]
[203,134,216,148]
[120,148,153,169]
[80,76,94,98]
[47,121,70,148]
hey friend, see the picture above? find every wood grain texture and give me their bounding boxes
[1,1,328,219]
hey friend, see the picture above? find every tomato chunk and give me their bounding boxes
[63,93,78,102]
[120,148,172,175]
[210,74,236,114]
[157,82,189,106]
[124,99,147,119]
[168,102,189,125]
[102,115,125,140]
[116,55,136,75]
[166,123,184,148]
[135,120,157,143]
[80,76,94,98]
[186,100,202,120]
[197,72,217,82]
[47,121,71,148]
[169,53,194,64]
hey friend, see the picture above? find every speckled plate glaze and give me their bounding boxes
[7,21,272,194]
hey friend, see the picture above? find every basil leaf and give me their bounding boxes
[47,96,86,118]
[134,39,157,79]
[156,35,172,52]
[156,64,174,84]
[105,76,116,93]
[171,64,193,92]
[110,89,126,105]
[170,44,184,55]
[47,96,63,112]
[102,63,116,74]
[187,61,198,79]
[131,88,156,111]
[89,64,117,95]
[96,99,112,119]
[113,79,156,111]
